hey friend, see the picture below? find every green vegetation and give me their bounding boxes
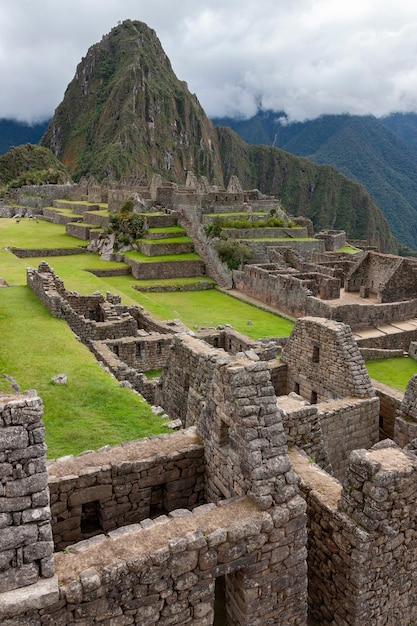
[214,239,252,270]
[108,198,147,250]
[124,250,200,263]
[103,285,294,339]
[0,216,294,458]
[205,215,297,237]
[365,357,417,392]
[336,245,361,254]
[0,288,167,458]
[0,144,71,195]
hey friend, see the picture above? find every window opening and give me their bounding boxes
[214,575,228,625]
[81,501,101,535]
[219,419,230,448]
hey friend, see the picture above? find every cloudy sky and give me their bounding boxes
[2,0,417,124]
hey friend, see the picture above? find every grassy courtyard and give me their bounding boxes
[0,216,293,457]
[365,356,417,392]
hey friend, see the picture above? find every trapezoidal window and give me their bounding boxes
[219,419,230,448]
[81,501,102,536]
[312,345,320,363]
[150,483,168,518]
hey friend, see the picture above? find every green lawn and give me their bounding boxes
[0,287,167,458]
[0,218,85,249]
[0,215,294,457]
[365,357,417,392]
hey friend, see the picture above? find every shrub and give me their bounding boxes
[214,239,252,270]
[108,198,147,250]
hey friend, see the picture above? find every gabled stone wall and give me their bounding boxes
[281,317,375,401]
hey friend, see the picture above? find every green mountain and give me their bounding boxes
[40,20,397,252]
[213,111,417,251]
[0,143,71,191]
[40,20,224,184]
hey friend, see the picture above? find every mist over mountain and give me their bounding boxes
[0,20,398,253]
[0,119,49,155]
[213,110,417,251]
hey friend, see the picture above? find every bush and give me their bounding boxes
[214,239,252,270]
[108,198,147,251]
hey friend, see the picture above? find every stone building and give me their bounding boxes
[4,261,417,624]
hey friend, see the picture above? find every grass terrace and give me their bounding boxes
[0,287,168,458]
[366,356,417,392]
[0,215,294,456]
[123,250,201,263]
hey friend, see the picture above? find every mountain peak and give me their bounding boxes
[41,20,224,184]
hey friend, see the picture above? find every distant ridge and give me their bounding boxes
[36,19,397,253]
[213,110,417,251]
[0,119,49,156]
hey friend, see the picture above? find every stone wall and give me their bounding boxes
[12,247,85,258]
[10,495,307,626]
[343,250,417,304]
[156,334,226,427]
[318,397,379,480]
[10,184,75,208]
[281,317,375,402]
[27,263,139,345]
[234,259,417,330]
[292,442,417,625]
[372,380,403,440]
[315,229,346,251]
[223,227,308,239]
[345,250,402,296]
[138,240,195,256]
[0,393,58,619]
[65,223,100,240]
[89,340,159,405]
[356,326,417,350]
[100,335,173,372]
[394,375,417,447]
[47,428,205,550]
[125,257,206,280]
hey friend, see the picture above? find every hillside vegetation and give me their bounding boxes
[213,110,417,252]
[38,19,398,252]
[0,143,71,194]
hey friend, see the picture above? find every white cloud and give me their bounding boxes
[1,0,417,122]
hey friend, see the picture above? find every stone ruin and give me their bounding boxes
[3,258,417,623]
[234,247,417,337]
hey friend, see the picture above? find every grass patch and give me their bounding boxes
[0,287,167,458]
[365,357,417,392]
[141,236,192,244]
[0,218,84,249]
[149,226,184,234]
[100,281,294,339]
[144,369,162,380]
[336,245,361,254]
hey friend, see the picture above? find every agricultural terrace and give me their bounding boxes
[0,217,293,458]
